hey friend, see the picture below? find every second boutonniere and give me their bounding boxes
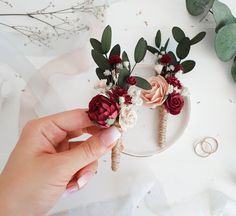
[88,25,151,171]
[141,26,206,148]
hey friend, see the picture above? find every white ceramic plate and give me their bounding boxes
[122,64,191,157]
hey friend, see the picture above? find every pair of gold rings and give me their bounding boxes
[194,137,218,158]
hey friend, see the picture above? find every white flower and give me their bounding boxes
[169,65,175,71]
[128,86,143,106]
[132,97,143,106]
[167,84,174,94]
[154,64,164,75]
[181,87,190,97]
[175,71,183,79]
[103,70,111,76]
[174,87,181,93]
[116,63,123,69]
[119,96,125,104]
[112,70,118,82]
[119,107,138,131]
[161,51,165,55]
[123,61,130,69]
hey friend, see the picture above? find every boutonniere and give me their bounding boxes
[87,25,151,171]
[141,27,206,147]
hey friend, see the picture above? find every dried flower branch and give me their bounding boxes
[0,0,107,47]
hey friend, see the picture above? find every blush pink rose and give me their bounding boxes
[140,76,169,108]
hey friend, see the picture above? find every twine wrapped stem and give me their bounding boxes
[111,124,123,172]
[158,105,168,148]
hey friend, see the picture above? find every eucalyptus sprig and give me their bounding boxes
[90,25,151,90]
[186,0,236,82]
[147,26,206,75]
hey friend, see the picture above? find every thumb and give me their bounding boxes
[61,126,121,173]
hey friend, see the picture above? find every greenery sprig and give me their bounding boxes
[186,0,236,82]
[147,26,206,75]
[90,25,151,90]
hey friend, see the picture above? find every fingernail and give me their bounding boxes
[99,126,121,148]
[62,185,79,197]
[77,171,94,189]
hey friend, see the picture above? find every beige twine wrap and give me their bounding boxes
[111,136,123,172]
[158,105,168,148]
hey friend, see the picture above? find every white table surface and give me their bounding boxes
[1,0,236,214]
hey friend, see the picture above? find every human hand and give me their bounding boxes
[0,109,121,216]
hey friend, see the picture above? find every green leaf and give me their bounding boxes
[101,25,112,54]
[213,0,236,33]
[176,37,191,59]
[90,38,104,54]
[186,0,215,16]
[118,68,130,88]
[168,51,177,64]
[96,68,106,80]
[181,60,196,73]
[134,38,147,63]
[231,61,236,82]
[190,32,206,45]
[164,38,170,50]
[155,30,161,48]
[215,23,236,62]
[172,27,186,43]
[91,50,110,70]
[109,44,121,57]
[147,45,159,54]
[134,76,152,90]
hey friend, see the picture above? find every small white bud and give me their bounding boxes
[103,70,111,76]
[169,65,175,71]
[123,61,130,69]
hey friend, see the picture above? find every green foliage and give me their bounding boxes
[181,60,196,73]
[101,25,112,54]
[96,68,106,80]
[117,68,130,88]
[231,60,236,82]
[191,32,206,45]
[172,27,186,43]
[91,50,110,70]
[147,45,159,54]
[155,30,161,48]
[134,38,147,63]
[215,23,236,62]
[90,39,104,54]
[176,37,191,59]
[109,44,121,57]
[134,76,152,90]
[213,0,236,33]
[186,0,215,16]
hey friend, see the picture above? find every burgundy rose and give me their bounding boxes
[160,54,172,64]
[174,64,184,73]
[126,76,137,85]
[88,95,119,128]
[111,87,132,105]
[108,55,122,66]
[166,76,182,89]
[164,92,184,115]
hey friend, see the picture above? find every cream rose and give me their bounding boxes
[140,76,169,108]
[119,107,137,131]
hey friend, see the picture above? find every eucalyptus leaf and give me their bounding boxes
[118,68,130,88]
[109,44,121,57]
[191,32,206,45]
[172,27,186,43]
[90,38,104,54]
[186,0,215,16]
[122,51,130,62]
[101,25,112,54]
[134,76,152,90]
[155,30,161,48]
[176,37,191,59]
[134,38,147,63]
[213,0,236,33]
[91,50,110,70]
[147,45,159,54]
[215,23,236,62]
[181,60,196,73]
[231,61,236,82]
[164,38,170,50]
[96,68,106,80]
